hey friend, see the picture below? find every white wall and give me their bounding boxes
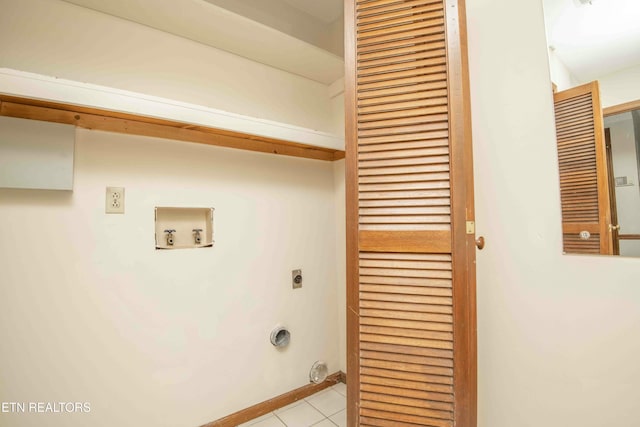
[598,64,640,108]
[329,82,346,373]
[0,130,340,427]
[606,116,640,256]
[548,48,578,91]
[333,159,347,374]
[323,18,346,59]
[329,80,346,140]
[466,0,640,426]
[0,1,348,425]
[0,0,335,134]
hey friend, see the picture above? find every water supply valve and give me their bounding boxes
[193,228,203,245]
[164,229,176,246]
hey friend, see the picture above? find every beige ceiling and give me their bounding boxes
[203,0,344,56]
[281,0,344,23]
[61,0,344,85]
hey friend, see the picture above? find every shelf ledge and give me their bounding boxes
[0,68,345,161]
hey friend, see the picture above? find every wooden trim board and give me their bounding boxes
[603,99,640,117]
[0,95,345,162]
[343,0,360,425]
[619,234,640,240]
[201,372,344,427]
[359,230,452,254]
[591,82,614,254]
[563,223,601,234]
[446,0,478,425]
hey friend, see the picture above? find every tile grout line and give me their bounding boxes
[309,415,339,427]
[305,388,347,421]
[248,386,346,427]
[273,411,286,426]
[305,400,345,419]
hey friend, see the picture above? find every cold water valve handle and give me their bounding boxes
[164,229,176,246]
[193,229,203,245]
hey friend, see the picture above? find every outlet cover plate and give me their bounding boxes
[106,187,125,214]
[292,269,302,289]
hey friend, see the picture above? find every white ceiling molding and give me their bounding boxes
[61,0,344,85]
[0,68,344,151]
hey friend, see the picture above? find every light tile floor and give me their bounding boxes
[239,383,347,427]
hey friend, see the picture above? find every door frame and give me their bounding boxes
[604,128,620,255]
[343,2,359,426]
[344,1,478,425]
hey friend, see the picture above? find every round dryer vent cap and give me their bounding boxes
[309,361,328,384]
[270,326,291,348]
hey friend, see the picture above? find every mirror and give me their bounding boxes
[604,110,640,256]
[542,0,640,256]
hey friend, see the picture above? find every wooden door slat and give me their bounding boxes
[361,350,453,369]
[358,64,448,84]
[358,2,443,25]
[361,410,452,427]
[357,33,445,56]
[359,89,449,108]
[361,341,453,359]
[358,10,445,33]
[361,390,453,412]
[359,46,447,68]
[358,21,445,43]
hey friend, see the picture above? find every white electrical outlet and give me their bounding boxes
[106,187,125,214]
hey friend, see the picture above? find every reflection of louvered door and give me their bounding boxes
[345,1,477,426]
[553,82,613,255]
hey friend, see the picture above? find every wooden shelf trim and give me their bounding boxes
[603,99,640,117]
[0,95,345,162]
[619,234,640,240]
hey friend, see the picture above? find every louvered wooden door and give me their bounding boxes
[553,81,614,255]
[345,1,477,426]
